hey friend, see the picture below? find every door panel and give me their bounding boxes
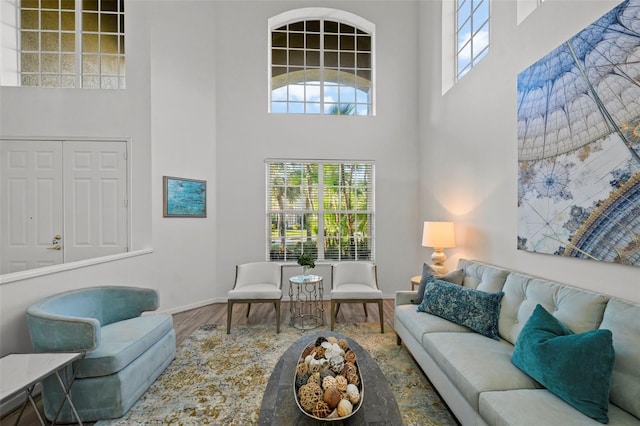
[63,141,127,262]
[1,141,63,274]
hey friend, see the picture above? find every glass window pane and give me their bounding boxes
[41,53,60,73]
[82,12,99,32]
[21,10,39,30]
[41,12,60,31]
[101,34,118,53]
[100,13,118,33]
[61,11,75,31]
[42,32,59,51]
[21,32,40,51]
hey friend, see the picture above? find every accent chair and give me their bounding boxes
[330,262,384,333]
[227,262,283,334]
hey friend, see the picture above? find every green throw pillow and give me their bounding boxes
[414,263,464,304]
[417,277,504,340]
[511,304,615,423]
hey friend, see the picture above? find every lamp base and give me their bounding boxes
[430,249,448,275]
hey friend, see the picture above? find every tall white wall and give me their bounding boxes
[0,1,218,355]
[0,0,419,356]
[418,0,640,303]
[214,1,420,297]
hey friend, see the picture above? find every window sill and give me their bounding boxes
[0,249,153,285]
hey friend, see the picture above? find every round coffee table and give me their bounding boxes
[258,331,402,425]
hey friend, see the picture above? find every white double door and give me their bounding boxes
[1,140,128,274]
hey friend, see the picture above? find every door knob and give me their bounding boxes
[54,234,62,240]
[47,245,62,251]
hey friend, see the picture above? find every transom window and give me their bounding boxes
[8,0,125,88]
[269,8,375,115]
[266,160,374,263]
[456,0,490,80]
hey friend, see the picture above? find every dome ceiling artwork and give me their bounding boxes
[517,0,640,268]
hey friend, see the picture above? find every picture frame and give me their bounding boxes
[163,176,207,218]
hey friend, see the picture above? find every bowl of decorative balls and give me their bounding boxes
[294,336,363,421]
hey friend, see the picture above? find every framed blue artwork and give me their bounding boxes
[163,176,207,218]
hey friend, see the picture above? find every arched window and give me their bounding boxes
[268,8,375,115]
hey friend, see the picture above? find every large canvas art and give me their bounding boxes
[517,0,640,268]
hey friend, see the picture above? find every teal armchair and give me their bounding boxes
[27,286,176,422]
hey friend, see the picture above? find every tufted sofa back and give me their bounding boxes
[498,273,609,345]
[457,259,509,293]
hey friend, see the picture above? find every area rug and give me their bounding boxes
[96,323,458,425]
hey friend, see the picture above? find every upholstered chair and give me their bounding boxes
[330,262,384,333]
[227,262,283,334]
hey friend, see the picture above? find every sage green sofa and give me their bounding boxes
[395,259,640,425]
[27,286,176,423]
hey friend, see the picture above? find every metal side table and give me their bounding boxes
[288,274,324,330]
[0,352,83,425]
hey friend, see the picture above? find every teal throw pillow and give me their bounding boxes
[511,304,615,424]
[417,277,503,340]
[414,264,464,304]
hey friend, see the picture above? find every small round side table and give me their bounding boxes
[289,274,325,330]
[411,275,421,290]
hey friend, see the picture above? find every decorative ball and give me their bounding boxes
[323,387,342,409]
[320,369,336,380]
[346,384,360,404]
[315,336,328,347]
[308,361,321,374]
[307,372,321,386]
[326,336,338,344]
[302,345,315,360]
[315,345,326,359]
[329,355,345,373]
[299,382,323,413]
[296,362,308,377]
[338,339,349,351]
[296,373,309,390]
[335,375,348,392]
[345,350,357,363]
[312,401,332,418]
[322,376,337,390]
[305,354,314,367]
[341,362,357,378]
[347,371,360,386]
[337,399,353,417]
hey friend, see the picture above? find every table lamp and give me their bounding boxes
[422,221,456,275]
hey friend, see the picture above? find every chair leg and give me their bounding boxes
[363,303,368,317]
[275,301,281,334]
[246,303,251,317]
[227,301,233,334]
[335,303,341,317]
[331,301,337,331]
[378,300,384,333]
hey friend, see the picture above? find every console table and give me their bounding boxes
[288,274,324,330]
[0,353,83,425]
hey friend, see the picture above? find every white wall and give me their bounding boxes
[0,1,218,355]
[0,0,419,356]
[418,0,640,304]
[213,1,420,298]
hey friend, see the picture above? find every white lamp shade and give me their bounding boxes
[422,221,456,248]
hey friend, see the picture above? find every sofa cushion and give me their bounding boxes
[418,278,504,340]
[77,314,174,378]
[414,263,464,304]
[422,332,541,411]
[599,298,640,419]
[498,273,609,345]
[396,304,472,339]
[457,259,509,293]
[512,305,615,423]
[479,389,639,426]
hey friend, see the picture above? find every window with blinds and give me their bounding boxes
[266,160,374,262]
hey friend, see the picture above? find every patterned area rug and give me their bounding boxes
[96,323,458,425]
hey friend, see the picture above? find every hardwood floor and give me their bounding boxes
[1,299,396,425]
